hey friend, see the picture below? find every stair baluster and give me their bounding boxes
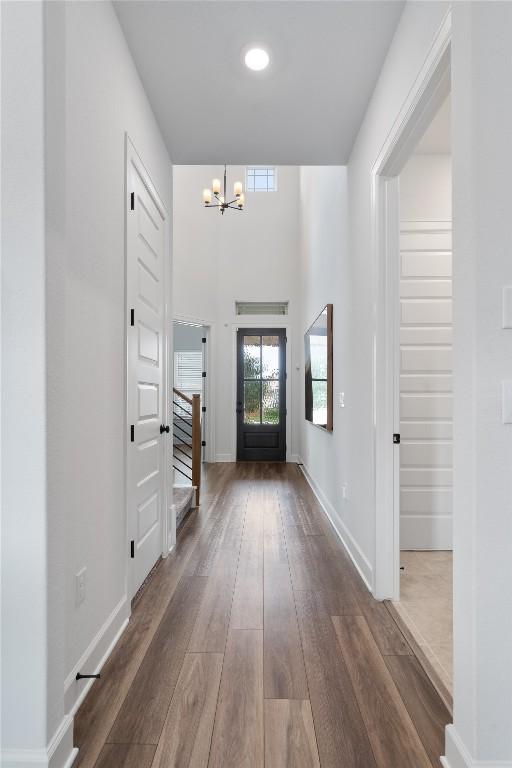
[172,387,201,506]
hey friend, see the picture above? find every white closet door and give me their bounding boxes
[127,140,168,597]
[399,221,452,549]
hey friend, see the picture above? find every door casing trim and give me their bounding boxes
[371,10,452,601]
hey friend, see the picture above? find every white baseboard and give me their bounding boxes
[215,453,234,463]
[3,600,130,768]
[287,454,300,463]
[400,514,452,550]
[441,725,512,768]
[64,595,130,716]
[1,715,77,768]
[298,462,373,591]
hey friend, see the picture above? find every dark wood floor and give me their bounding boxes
[74,463,451,768]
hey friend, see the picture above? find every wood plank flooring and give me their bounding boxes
[74,462,451,767]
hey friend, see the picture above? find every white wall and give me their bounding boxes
[63,0,172,713]
[400,155,452,222]
[297,168,363,572]
[2,2,172,764]
[446,3,512,765]
[173,166,301,462]
[399,155,452,550]
[1,1,55,760]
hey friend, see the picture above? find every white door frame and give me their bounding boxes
[174,313,216,463]
[371,12,451,600]
[231,318,293,463]
[125,135,171,601]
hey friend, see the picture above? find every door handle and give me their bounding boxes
[160,424,170,434]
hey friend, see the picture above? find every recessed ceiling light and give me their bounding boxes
[244,48,270,72]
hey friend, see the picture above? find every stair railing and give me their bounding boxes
[172,387,201,505]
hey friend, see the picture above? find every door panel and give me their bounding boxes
[237,329,286,461]
[399,222,452,550]
[127,144,167,597]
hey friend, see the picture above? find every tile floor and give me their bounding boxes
[392,551,453,695]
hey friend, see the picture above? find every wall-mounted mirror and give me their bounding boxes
[304,304,333,431]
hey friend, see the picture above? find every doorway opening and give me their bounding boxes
[391,95,453,709]
[371,16,452,711]
[171,320,209,528]
[236,329,287,461]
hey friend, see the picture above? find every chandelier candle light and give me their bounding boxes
[202,165,245,214]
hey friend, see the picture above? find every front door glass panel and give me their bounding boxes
[243,335,281,425]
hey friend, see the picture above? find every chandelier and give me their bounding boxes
[202,165,245,214]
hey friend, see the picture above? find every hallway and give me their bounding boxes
[74,464,450,768]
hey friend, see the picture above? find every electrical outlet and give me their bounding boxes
[338,392,345,408]
[341,483,348,500]
[76,567,87,606]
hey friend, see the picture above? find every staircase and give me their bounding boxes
[173,486,196,529]
[172,387,201,528]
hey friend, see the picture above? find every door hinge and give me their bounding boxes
[130,192,135,211]
[202,371,206,378]
[130,308,134,327]
[202,406,206,413]
[130,540,135,558]
[201,440,206,447]
[130,425,134,442]
[202,337,206,344]
[393,433,400,444]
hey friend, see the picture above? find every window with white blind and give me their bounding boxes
[174,350,202,395]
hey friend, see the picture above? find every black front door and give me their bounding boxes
[236,329,286,461]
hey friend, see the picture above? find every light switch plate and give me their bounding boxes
[502,380,512,424]
[502,286,512,328]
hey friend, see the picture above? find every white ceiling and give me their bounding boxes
[114,1,405,165]
[415,95,451,155]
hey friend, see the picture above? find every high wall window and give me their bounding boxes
[236,301,288,316]
[246,166,277,192]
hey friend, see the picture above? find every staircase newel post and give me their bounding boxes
[191,394,201,505]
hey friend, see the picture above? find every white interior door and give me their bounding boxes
[126,139,168,598]
[399,220,453,550]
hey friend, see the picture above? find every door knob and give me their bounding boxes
[160,424,170,434]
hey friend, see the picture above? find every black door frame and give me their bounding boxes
[236,328,287,462]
